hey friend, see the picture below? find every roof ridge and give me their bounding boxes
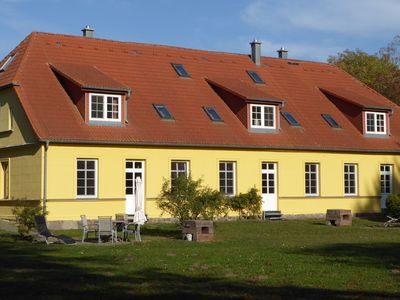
[32,31,250,58]
[12,32,37,83]
[32,31,332,66]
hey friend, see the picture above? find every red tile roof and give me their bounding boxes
[206,77,283,104]
[320,86,393,111]
[0,32,399,152]
[50,63,131,93]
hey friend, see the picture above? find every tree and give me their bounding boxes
[328,49,400,104]
[157,175,227,223]
[379,35,400,66]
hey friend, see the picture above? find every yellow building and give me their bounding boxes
[0,31,399,227]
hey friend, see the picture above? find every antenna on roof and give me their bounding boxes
[81,25,94,38]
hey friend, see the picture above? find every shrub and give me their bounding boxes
[12,201,47,237]
[157,175,227,223]
[386,194,400,218]
[228,187,262,219]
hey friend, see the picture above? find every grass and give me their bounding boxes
[0,218,399,299]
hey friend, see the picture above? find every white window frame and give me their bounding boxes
[76,159,98,198]
[219,161,236,196]
[344,164,358,196]
[171,160,189,188]
[364,111,387,135]
[305,163,319,196]
[89,93,122,122]
[250,104,276,129]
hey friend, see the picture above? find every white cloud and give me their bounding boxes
[258,40,343,62]
[242,0,400,36]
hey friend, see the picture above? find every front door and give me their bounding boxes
[262,162,278,211]
[380,164,393,209]
[125,160,145,214]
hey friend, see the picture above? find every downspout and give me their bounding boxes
[43,140,49,214]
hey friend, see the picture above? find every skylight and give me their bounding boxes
[247,70,265,84]
[171,63,190,77]
[322,114,341,128]
[281,111,300,126]
[0,54,15,73]
[153,104,174,120]
[203,106,223,122]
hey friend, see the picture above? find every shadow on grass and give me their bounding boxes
[0,235,399,299]
[295,242,400,271]
[141,224,182,239]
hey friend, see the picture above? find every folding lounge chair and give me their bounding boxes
[34,215,76,245]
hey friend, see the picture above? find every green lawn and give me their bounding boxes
[0,218,399,299]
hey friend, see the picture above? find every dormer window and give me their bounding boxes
[365,111,387,135]
[250,104,276,129]
[89,93,121,122]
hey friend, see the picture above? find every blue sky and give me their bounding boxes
[1,0,400,62]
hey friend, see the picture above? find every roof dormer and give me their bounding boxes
[50,63,131,126]
[320,87,393,137]
[206,77,283,132]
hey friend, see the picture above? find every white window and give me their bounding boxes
[305,163,319,196]
[344,164,357,196]
[171,161,189,189]
[250,104,276,129]
[365,112,386,135]
[89,93,121,122]
[77,159,97,198]
[219,161,236,195]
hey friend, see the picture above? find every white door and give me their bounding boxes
[262,162,278,211]
[125,160,145,214]
[380,164,393,209]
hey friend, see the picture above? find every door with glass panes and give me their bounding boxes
[380,164,392,209]
[125,160,145,213]
[261,162,278,211]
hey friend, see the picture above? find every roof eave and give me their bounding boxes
[81,86,132,95]
[38,138,400,154]
[0,82,20,91]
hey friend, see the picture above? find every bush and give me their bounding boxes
[386,194,400,218]
[157,175,227,223]
[228,187,262,219]
[12,201,47,237]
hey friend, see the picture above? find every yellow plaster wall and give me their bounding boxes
[45,144,400,221]
[0,145,43,218]
[0,89,37,147]
[0,100,11,132]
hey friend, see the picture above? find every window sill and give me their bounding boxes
[88,120,123,127]
[249,128,279,134]
[76,197,98,200]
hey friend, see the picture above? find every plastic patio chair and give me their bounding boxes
[97,216,116,244]
[80,215,98,242]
